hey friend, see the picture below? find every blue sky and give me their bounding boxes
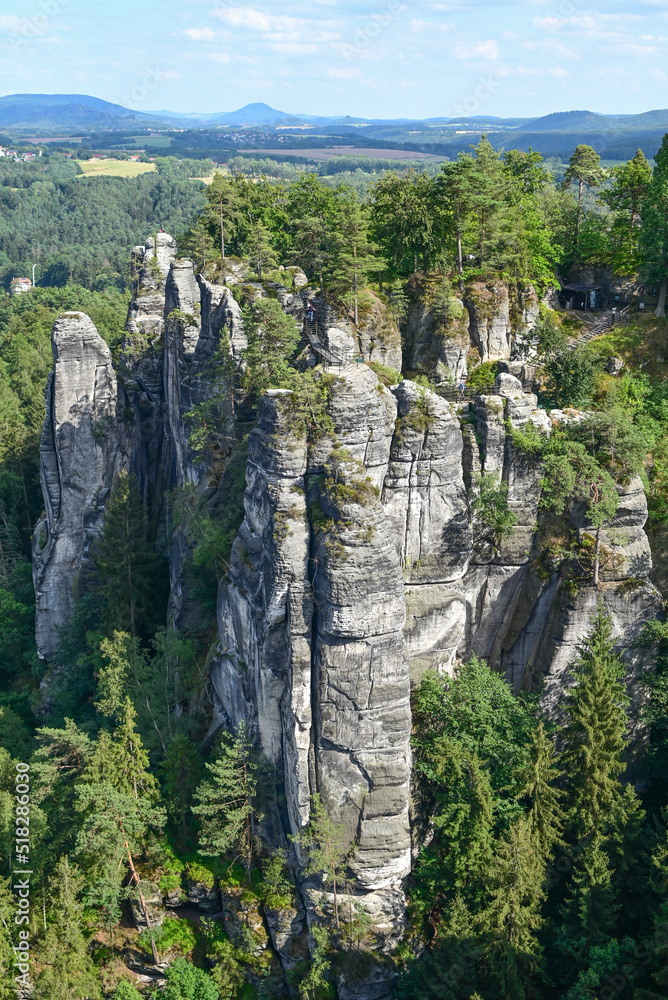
[1,0,668,118]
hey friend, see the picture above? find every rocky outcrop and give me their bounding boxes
[32,313,122,659]
[404,276,470,383]
[465,281,539,363]
[32,234,664,999]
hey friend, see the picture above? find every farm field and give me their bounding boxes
[78,159,157,178]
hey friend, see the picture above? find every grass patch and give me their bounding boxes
[78,160,157,179]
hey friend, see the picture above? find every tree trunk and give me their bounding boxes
[353,268,358,327]
[593,525,602,589]
[457,223,464,293]
[576,179,584,242]
[655,279,667,318]
[124,837,159,965]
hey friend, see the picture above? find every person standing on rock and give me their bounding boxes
[458,380,466,401]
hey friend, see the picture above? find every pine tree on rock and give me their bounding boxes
[298,792,352,932]
[562,606,629,842]
[192,720,258,884]
[328,191,384,326]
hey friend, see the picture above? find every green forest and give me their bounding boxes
[0,132,668,1000]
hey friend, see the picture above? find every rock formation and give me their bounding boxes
[31,237,664,998]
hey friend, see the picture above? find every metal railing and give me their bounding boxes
[303,317,347,368]
[436,384,496,401]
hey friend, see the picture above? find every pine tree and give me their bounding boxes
[328,192,384,325]
[601,148,652,229]
[91,470,166,638]
[562,607,629,841]
[242,297,300,397]
[286,174,338,293]
[33,856,103,1000]
[206,174,242,260]
[245,221,278,280]
[640,134,668,317]
[298,924,333,1000]
[298,793,352,931]
[520,721,566,859]
[563,144,606,244]
[192,721,258,883]
[75,700,164,958]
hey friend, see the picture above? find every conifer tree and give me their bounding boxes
[480,817,546,999]
[285,173,338,293]
[298,924,333,1000]
[91,470,166,638]
[601,148,652,229]
[555,837,619,963]
[242,297,300,397]
[562,607,629,841]
[161,732,203,840]
[298,792,351,931]
[563,144,606,243]
[192,721,258,883]
[75,697,164,958]
[328,192,384,325]
[0,877,16,1000]
[245,221,278,280]
[33,856,102,1000]
[640,134,668,317]
[520,721,566,859]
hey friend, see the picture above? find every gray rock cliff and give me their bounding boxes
[31,236,664,998]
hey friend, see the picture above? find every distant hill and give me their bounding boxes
[212,103,303,126]
[0,93,152,128]
[526,110,613,132]
[2,94,668,162]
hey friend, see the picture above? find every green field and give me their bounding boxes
[78,159,157,178]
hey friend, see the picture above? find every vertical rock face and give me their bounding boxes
[32,235,665,999]
[214,367,412,893]
[32,313,121,659]
[404,280,470,383]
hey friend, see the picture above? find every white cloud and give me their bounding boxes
[210,7,302,33]
[454,38,499,60]
[185,27,216,41]
[328,67,362,78]
[0,13,48,36]
[210,52,230,63]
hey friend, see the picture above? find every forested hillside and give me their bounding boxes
[1,133,668,1000]
[0,154,207,290]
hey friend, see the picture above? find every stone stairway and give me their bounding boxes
[570,305,631,349]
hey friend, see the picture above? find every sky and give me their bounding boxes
[1,0,668,119]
